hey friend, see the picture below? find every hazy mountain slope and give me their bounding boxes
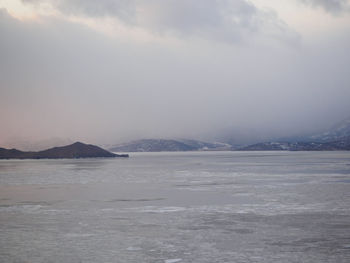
[309,117,350,142]
[277,117,350,143]
[239,136,350,151]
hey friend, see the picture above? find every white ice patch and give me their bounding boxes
[0,204,42,213]
[126,246,142,251]
[64,233,94,238]
[127,206,187,213]
[165,259,182,263]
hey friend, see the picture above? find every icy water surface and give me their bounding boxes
[1,151,350,262]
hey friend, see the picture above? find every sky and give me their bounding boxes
[0,0,350,148]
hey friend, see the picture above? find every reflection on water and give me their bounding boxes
[0,151,350,262]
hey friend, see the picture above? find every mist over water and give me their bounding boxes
[1,151,350,262]
[1,1,350,146]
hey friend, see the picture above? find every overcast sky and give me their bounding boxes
[1,0,350,147]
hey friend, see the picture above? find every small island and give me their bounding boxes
[0,142,128,159]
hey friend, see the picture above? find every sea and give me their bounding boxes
[0,151,350,263]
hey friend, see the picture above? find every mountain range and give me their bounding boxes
[109,117,350,152]
[2,118,349,154]
[109,139,231,152]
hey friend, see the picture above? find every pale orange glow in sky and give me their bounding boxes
[0,0,38,20]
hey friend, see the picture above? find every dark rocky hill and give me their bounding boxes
[0,142,128,159]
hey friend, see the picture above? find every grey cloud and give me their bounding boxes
[0,8,349,146]
[21,0,298,44]
[135,0,299,45]
[58,0,135,23]
[300,0,350,14]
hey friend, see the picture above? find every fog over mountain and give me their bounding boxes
[1,0,349,148]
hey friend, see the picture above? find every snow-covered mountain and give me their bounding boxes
[109,139,231,152]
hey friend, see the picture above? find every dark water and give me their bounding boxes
[1,151,350,262]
